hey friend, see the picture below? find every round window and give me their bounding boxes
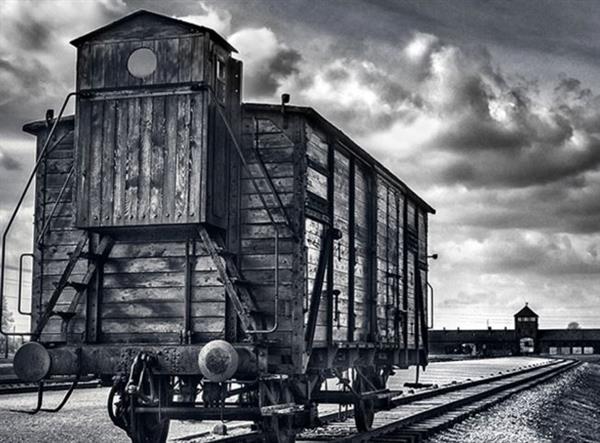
[127,48,157,78]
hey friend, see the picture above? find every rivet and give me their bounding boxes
[190,212,195,217]
[105,216,109,220]
[93,215,98,220]
[166,213,170,218]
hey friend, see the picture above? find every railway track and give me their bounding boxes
[178,359,578,443]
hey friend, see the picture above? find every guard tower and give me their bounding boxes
[70,10,241,230]
[514,304,539,353]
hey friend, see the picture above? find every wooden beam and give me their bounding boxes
[197,225,259,332]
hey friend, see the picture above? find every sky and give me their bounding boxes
[1,0,600,331]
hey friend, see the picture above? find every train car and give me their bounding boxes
[4,10,435,443]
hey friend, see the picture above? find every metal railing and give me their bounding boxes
[0,92,77,337]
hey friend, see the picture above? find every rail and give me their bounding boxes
[172,359,578,443]
[0,92,77,337]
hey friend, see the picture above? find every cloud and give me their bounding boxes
[0,0,126,136]
[228,27,302,99]
[177,2,232,36]
[0,148,22,171]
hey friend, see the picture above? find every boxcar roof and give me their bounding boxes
[244,103,435,214]
[69,9,237,53]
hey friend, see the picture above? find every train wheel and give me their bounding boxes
[257,380,298,443]
[353,368,375,432]
[130,375,171,443]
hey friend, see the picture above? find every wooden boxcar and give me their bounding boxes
[7,10,434,443]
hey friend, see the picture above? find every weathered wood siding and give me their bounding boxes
[32,122,81,342]
[76,92,210,227]
[332,149,350,341]
[375,178,404,343]
[75,19,235,230]
[304,124,329,344]
[353,162,370,341]
[238,112,304,370]
[77,35,207,91]
[95,239,225,343]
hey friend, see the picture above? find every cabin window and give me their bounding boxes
[127,48,157,78]
[216,57,227,102]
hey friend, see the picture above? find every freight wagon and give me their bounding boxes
[2,10,435,443]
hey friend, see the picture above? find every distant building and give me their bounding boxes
[429,304,600,356]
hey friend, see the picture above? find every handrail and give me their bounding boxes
[0,92,77,337]
[204,84,286,334]
[18,253,34,316]
[427,282,434,329]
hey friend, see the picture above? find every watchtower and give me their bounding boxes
[514,303,539,353]
[70,10,241,230]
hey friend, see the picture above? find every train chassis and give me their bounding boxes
[107,353,392,443]
[15,341,402,443]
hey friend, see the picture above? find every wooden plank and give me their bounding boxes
[110,242,187,258]
[188,92,203,222]
[116,42,130,86]
[163,95,178,221]
[88,100,104,226]
[77,44,91,90]
[178,37,193,83]
[101,301,225,319]
[192,34,205,81]
[138,96,153,223]
[102,318,183,334]
[124,98,141,223]
[113,99,127,223]
[175,94,190,221]
[102,43,116,88]
[90,43,104,89]
[150,95,166,222]
[101,100,116,226]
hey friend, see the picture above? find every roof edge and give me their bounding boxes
[23,115,75,135]
[70,9,237,53]
[243,102,436,214]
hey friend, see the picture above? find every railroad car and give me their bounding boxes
[3,10,435,443]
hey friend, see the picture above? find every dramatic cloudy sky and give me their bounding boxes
[2,0,600,331]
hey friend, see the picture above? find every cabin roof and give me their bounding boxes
[23,115,74,135]
[514,304,538,318]
[70,9,237,53]
[243,102,436,214]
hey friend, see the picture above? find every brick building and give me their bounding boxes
[429,304,600,356]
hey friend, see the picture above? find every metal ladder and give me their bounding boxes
[31,233,114,341]
[201,85,298,334]
[0,93,78,340]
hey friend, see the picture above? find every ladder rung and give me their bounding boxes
[80,252,104,261]
[218,250,237,259]
[66,281,87,291]
[52,311,77,321]
[231,278,255,286]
